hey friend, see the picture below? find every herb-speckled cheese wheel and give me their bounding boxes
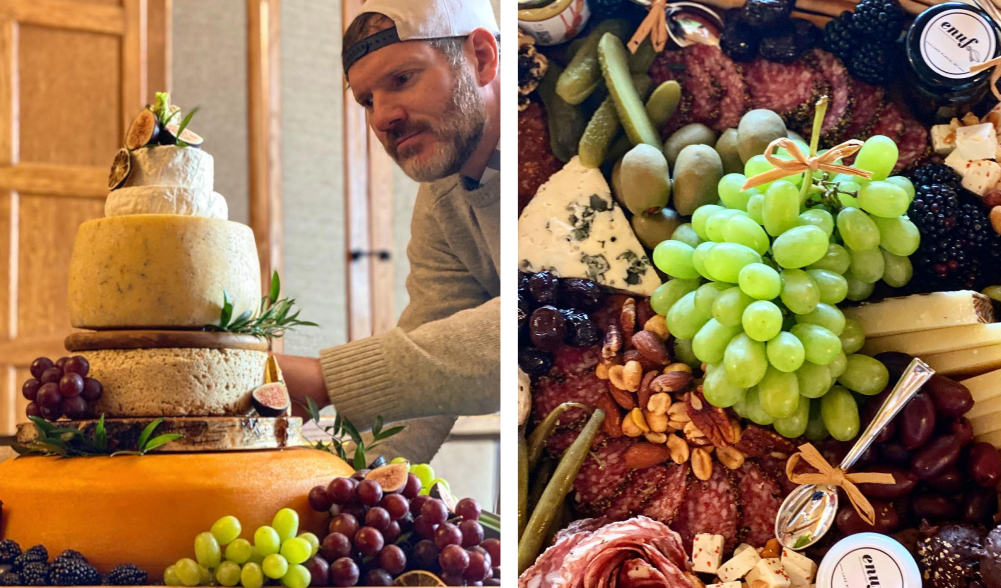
[83,347,267,417]
[68,215,261,329]
[0,449,353,576]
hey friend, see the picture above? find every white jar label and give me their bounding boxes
[519,0,591,46]
[828,547,906,588]
[920,8,997,79]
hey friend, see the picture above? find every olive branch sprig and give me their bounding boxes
[204,271,318,339]
[297,397,405,470]
[12,415,183,457]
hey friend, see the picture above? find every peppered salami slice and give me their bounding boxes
[870,102,905,142]
[681,45,724,126]
[894,115,931,173]
[743,58,820,119]
[617,558,679,588]
[840,80,884,140]
[603,464,673,521]
[552,345,602,377]
[685,45,748,132]
[640,462,690,525]
[806,50,851,139]
[532,372,608,428]
[649,49,686,86]
[574,437,637,514]
[734,424,798,459]
[734,462,785,547]
[670,466,739,553]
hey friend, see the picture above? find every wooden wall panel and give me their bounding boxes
[17,25,121,166]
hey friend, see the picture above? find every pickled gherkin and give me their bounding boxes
[597,34,662,150]
[555,19,631,105]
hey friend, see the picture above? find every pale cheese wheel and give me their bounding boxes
[105,185,229,219]
[124,145,214,191]
[68,215,261,329]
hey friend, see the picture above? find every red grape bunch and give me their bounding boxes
[22,356,103,422]
[307,468,500,587]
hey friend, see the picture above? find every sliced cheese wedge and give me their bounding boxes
[843,291,994,338]
[970,411,1001,437]
[975,427,1001,447]
[960,368,1001,419]
[924,343,1001,377]
[518,156,662,297]
[862,323,1001,357]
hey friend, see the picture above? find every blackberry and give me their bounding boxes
[742,0,793,29]
[0,541,20,565]
[54,550,87,564]
[823,12,855,61]
[20,562,49,586]
[909,183,960,239]
[850,0,906,41]
[12,546,47,572]
[759,19,818,64]
[49,558,100,586]
[0,574,20,586]
[848,40,895,85]
[106,563,148,586]
[912,163,962,192]
[721,14,761,62]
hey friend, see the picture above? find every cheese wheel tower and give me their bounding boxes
[0,100,354,577]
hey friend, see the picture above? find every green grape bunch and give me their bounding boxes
[650,131,912,442]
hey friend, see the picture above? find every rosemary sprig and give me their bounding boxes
[297,397,405,470]
[204,271,318,339]
[12,415,183,457]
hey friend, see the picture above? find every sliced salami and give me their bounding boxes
[551,345,602,378]
[840,80,884,141]
[806,50,851,140]
[734,424,798,459]
[743,58,820,121]
[532,372,608,428]
[670,466,739,553]
[617,559,678,588]
[684,45,748,132]
[869,102,905,142]
[574,437,636,514]
[604,464,673,521]
[648,50,693,137]
[680,45,724,127]
[734,462,785,547]
[894,114,931,173]
[639,462,690,524]
[545,429,608,459]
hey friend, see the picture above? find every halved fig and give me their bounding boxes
[365,463,409,493]
[108,148,132,190]
[250,382,290,417]
[125,108,160,150]
[163,123,204,148]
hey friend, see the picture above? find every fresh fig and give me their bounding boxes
[125,108,160,150]
[365,463,409,493]
[163,122,204,148]
[250,382,290,417]
[108,148,132,190]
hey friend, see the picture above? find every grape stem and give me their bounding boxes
[800,95,829,203]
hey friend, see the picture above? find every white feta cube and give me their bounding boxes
[692,533,725,574]
[746,558,791,588]
[956,123,997,161]
[780,550,817,578]
[734,543,755,557]
[931,124,957,155]
[784,563,815,588]
[945,148,967,175]
[706,583,742,588]
[961,159,1001,196]
[717,546,761,582]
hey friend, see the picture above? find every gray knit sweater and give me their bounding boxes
[319,173,499,463]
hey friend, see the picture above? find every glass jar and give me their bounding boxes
[518,0,591,46]
[905,1,1001,122]
[815,533,920,588]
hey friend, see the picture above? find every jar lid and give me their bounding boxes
[815,533,921,588]
[906,1,1001,90]
[519,0,559,10]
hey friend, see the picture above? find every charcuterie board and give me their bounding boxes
[518,0,1001,586]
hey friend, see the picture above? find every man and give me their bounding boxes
[278,0,500,464]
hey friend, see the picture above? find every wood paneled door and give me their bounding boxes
[0,0,168,436]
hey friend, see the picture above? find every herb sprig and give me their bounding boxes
[152,91,200,147]
[12,415,183,457]
[298,397,405,470]
[204,271,317,339]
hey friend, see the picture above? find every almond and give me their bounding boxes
[608,383,636,410]
[624,442,672,469]
[632,330,671,364]
[651,371,694,393]
[620,298,637,340]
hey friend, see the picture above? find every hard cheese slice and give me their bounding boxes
[518,156,662,297]
[842,291,994,338]
[924,343,1001,377]
[962,368,1001,419]
[862,323,1001,357]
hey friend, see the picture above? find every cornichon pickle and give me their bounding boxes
[598,33,662,150]
[579,74,653,168]
[538,62,588,163]
[645,81,681,128]
[556,19,630,105]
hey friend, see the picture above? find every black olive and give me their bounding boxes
[529,305,567,352]
[518,347,553,378]
[528,271,560,305]
[720,15,761,62]
[518,271,532,296]
[560,278,604,311]
[742,0,793,29]
[560,309,602,347]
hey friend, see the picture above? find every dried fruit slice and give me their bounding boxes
[365,463,409,493]
[125,108,160,150]
[393,571,446,586]
[264,355,284,384]
[163,123,204,148]
[250,382,290,417]
[108,148,131,190]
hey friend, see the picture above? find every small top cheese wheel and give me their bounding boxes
[68,215,261,329]
[124,145,214,191]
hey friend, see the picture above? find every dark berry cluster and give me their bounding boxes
[0,542,145,586]
[823,0,905,85]
[720,1,818,64]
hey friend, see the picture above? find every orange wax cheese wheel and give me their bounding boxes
[0,448,352,576]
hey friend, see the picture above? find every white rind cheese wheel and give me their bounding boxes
[68,215,262,329]
[105,185,229,219]
[84,347,267,417]
[124,145,214,191]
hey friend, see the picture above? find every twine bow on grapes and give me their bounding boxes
[786,443,895,526]
[741,137,874,192]
[970,57,1001,102]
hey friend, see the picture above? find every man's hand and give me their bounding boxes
[274,355,330,418]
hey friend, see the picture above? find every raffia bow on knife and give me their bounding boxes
[628,0,669,53]
[740,137,874,192]
[786,443,895,526]
[970,57,1001,102]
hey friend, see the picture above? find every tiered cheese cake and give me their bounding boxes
[0,96,352,577]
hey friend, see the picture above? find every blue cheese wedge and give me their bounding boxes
[518,157,662,297]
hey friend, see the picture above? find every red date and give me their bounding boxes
[926,467,964,494]
[911,435,962,480]
[962,486,998,524]
[912,493,958,520]
[874,352,913,383]
[879,441,913,466]
[901,392,935,450]
[855,465,918,499]
[948,417,974,446]
[923,374,974,418]
[836,500,900,535]
[965,442,1001,487]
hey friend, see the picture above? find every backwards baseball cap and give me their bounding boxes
[342,0,499,74]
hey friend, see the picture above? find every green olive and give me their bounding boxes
[620,144,671,215]
[631,207,682,250]
[737,109,787,163]
[664,123,716,169]
[715,128,743,175]
[672,144,723,216]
